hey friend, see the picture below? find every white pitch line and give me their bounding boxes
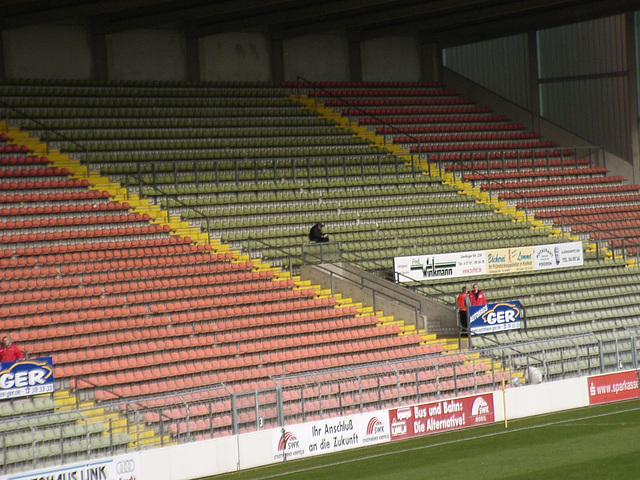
[236,404,640,480]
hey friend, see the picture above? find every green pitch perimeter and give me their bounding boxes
[204,399,640,480]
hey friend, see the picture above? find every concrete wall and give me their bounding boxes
[200,32,271,82]
[283,34,349,82]
[361,36,420,82]
[0,25,423,83]
[3,25,92,79]
[108,29,186,81]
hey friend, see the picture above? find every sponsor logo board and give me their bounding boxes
[469,301,522,335]
[394,242,583,283]
[388,394,494,440]
[533,241,583,270]
[272,411,390,460]
[485,246,533,275]
[588,370,640,405]
[0,357,55,399]
[394,250,486,283]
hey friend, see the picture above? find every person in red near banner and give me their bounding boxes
[0,335,25,362]
[456,286,471,330]
[469,283,487,306]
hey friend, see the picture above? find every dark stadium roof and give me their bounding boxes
[0,0,637,47]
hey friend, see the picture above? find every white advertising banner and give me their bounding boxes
[394,241,583,283]
[271,410,390,461]
[533,241,584,270]
[394,250,486,282]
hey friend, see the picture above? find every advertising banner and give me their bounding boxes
[393,241,583,283]
[0,357,55,400]
[272,410,390,461]
[394,250,486,282]
[485,246,533,275]
[468,301,523,336]
[0,452,140,480]
[587,370,640,405]
[533,241,584,270]
[388,394,495,441]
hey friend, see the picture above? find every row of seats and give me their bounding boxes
[63,136,370,153]
[0,155,50,165]
[499,184,640,199]
[309,89,459,97]
[0,190,111,202]
[412,141,558,153]
[535,203,640,220]
[394,132,542,142]
[524,193,640,209]
[484,175,625,190]
[347,106,494,116]
[8,97,310,108]
[0,212,151,229]
[0,224,171,244]
[283,81,444,88]
[0,144,30,154]
[360,114,508,124]
[464,166,607,181]
[376,123,525,134]
[21,116,340,131]
[0,166,70,177]
[50,126,354,141]
[13,105,318,119]
[431,150,578,162]
[0,201,131,216]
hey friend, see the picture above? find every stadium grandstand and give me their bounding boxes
[0,1,639,478]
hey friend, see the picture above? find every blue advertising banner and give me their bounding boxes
[468,301,522,336]
[0,357,55,399]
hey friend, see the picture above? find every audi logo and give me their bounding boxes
[116,460,136,474]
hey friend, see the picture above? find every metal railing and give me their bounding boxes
[475,331,640,381]
[306,262,428,328]
[301,241,341,263]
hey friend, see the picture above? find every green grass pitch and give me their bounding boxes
[204,398,640,480]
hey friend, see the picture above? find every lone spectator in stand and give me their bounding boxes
[456,286,471,330]
[0,335,25,363]
[469,283,487,306]
[309,222,329,243]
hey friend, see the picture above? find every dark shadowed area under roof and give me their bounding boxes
[0,0,637,47]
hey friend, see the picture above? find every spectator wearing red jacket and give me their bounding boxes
[0,335,25,363]
[469,283,487,306]
[456,286,471,330]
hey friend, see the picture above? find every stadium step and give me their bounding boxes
[53,389,79,409]
[398,324,417,335]
[419,333,439,344]
[442,340,463,351]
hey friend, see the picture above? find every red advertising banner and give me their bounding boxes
[388,394,495,441]
[587,370,640,405]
